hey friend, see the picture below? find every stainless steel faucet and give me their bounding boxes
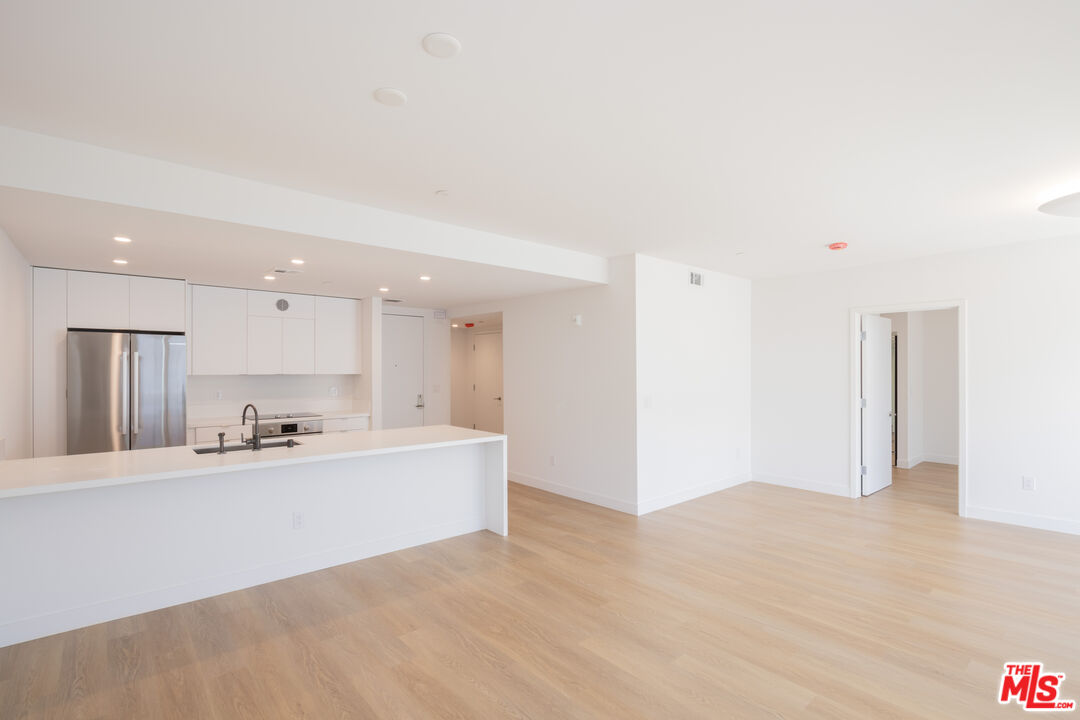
[241,404,261,450]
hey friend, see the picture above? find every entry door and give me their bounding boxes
[382,314,425,429]
[473,332,503,433]
[861,314,893,495]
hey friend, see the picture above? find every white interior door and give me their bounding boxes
[382,314,425,429]
[861,314,893,495]
[473,332,503,433]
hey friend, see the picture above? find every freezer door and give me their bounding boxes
[67,331,131,455]
[131,334,187,450]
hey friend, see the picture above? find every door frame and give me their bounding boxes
[848,299,968,516]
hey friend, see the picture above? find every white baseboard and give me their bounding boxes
[509,472,637,515]
[965,505,1080,536]
[636,473,750,515]
[897,456,921,469]
[751,473,851,498]
[921,454,958,465]
[0,517,484,649]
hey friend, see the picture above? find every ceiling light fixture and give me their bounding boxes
[419,275,431,281]
[1038,191,1080,217]
[290,258,304,265]
[113,258,128,265]
[113,236,132,243]
[828,242,848,251]
[422,33,462,59]
[373,87,408,106]
[451,324,459,328]
[379,287,390,293]
[263,275,275,281]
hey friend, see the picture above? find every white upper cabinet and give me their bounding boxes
[246,315,284,374]
[247,290,314,318]
[67,271,130,329]
[283,318,316,374]
[315,296,362,374]
[191,285,247,375]
[129,276,186,332]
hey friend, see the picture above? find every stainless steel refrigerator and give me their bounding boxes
[67,331,187,455]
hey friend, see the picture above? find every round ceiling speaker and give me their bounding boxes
[422,33,462,59]
[373,87,408,106]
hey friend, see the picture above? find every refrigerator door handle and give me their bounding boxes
[121,351,130,435]
[132,351,140,435]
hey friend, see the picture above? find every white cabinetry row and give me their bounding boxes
[190,286,362,376]
[67,271,186,332]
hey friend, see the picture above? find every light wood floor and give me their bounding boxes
[2,465,1078,719]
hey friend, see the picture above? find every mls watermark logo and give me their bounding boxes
[999,663,1075,711]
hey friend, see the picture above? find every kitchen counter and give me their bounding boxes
[0,425,494,499]
[0,425,507,647]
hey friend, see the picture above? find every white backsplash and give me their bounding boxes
[186,375,361,421]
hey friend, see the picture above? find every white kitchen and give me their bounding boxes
[0,207,516,648]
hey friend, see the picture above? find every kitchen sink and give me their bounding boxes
[193,440,303,454]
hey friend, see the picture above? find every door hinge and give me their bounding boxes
[859,330,867,342]
[859,398,867,408]
[860,465,868,476]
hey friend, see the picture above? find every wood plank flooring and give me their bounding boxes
[2,464,1078,719]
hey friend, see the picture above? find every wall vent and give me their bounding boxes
[689,271,703,287]
[384,298,405,303]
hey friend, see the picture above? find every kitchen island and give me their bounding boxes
[0,425,506,647]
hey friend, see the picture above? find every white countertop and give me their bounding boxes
[187,409,371,429]
[0,425,504,499]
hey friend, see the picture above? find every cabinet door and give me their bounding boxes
[315,296,361,374]
[130,276,186,332]
[282,317,315,374]
[247,290,315,318]
[191,285,247,375]
[247,316,283,374]
[67,271,130,329]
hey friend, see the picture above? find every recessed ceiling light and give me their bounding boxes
[263,275,275,281]
[112,258,128,265]
[828,242,848,251]
[1038,191,1080,217]
[113,236,132,243]
[290,258,304,265]
[451,324,459,328]
[422,33,462,59]
[419,275,431,281]
[379,287,390,293]
[373,87,407,106]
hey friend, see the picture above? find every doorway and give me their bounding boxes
[450,313,503,433]
[851,302,966,515]
[381,313,425,429]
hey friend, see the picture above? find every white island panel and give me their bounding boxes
[0,426,506,647]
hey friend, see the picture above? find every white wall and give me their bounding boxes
[186,374,359,421]
[635,255,751,513]
[753,236,1080,534]
[883,309,958,467]
[921,308,959,464]
[0,229,32,460]
[468,255,639,513]
[382,306,451,426]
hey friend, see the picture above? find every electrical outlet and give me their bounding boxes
[1022,476,1036,491]
[292,511,305,530]
[215,390,223,400]
[328,386,339,397]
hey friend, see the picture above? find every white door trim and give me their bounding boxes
[849,299,968,517]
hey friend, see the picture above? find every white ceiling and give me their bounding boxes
[2,1,1080,278]
[0,188,594,307]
